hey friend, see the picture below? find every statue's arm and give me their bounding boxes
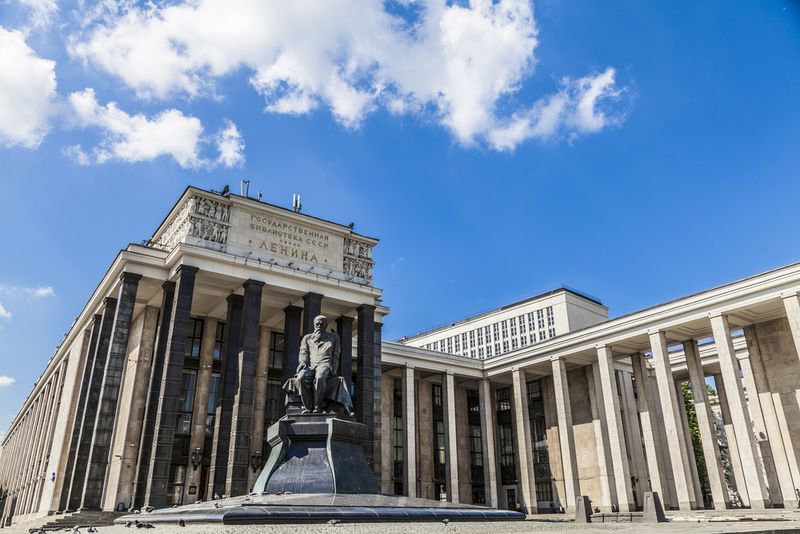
[297,336,310,373]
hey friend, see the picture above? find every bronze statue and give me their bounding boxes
[283,315,352,414]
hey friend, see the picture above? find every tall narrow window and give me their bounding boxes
[268,332,285,372]
[466,389,485,504]
[176,370,197,435]
[432,384,446,491]
[187,318,204,358]
[495,387,517,485]
[528,379,554,512]
[393,378,404,496]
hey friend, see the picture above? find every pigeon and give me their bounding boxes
[125,521,133,528]
[88,528,98,533]
[213,493,220,500]
[442,519,450,526]
[178,519,186,527]
[214,502,222,509]
[144,506,155,513]
[133,510,141,514]
[327,519,340,526]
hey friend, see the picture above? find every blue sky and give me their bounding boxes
[1,0,799,433]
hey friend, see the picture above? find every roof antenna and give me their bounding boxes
[258,190,263,202]
[292,194,302,213]
[240,179,250,197]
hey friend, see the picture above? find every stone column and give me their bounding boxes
[132,281,175,510]
[631,353,667,502]
[226,280,263,497]
[249,325,270,489]
[675,379,702,507]
[587,363,614,510]
[684,340,728,510]
[373,321,384,485]
[145,265,198,506]
[596,346,634,512]
[551,358,579,513]
[403,365,417,498]
[478,379,499,508]
[356,304,377,470]
[208,294,243,498]
[619,370,647,508]
[745,324,800,506]
[82,272,141,510]
[710,313,768,509]
[280,306,302,387]
[302,293,323,336]
[185,317,218,503]
[66,297,117,511]
[715,372,749,506]
[649,330,693,510]
[511,368,537,514]
[443,372,459,503]
[58,315,101,512]
[336,317,354,391]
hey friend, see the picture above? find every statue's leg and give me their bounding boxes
[313,365,331,412]
[299,372,314,413]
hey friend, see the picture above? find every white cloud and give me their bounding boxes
[67,88,206,168]
[216,120,245,168]
[0,26,57,148]
[0,284,55,298]
[0,303,11,320]
[18,0,59,29]
[487,67,623,151]
[0,376,15,387]
[69,0,627,150]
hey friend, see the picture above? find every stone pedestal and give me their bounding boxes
[253,415,377,495]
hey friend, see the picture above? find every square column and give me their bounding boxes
[65,297,117,511]
[674,379,702,507]
[595,346,634,512]
[714,372,749,506]
[185,317,218,503]
[208,294,243,498]
[336,317,354,391]
[478,379,499,508]
[302,293,323,336]
[551,358,579,513]
[511,368,537,514]
[619,370,647,508]
[132,281,175,510]
[443,372,459,503]
[683,340,729,510]
[249,325,271,489]
[587,363,614,510]
[744,324,800,506]
[226,280,264,497]
[145,265,198,506]
[356,304,378,472]
[403,365,417,498]
[709,313,769,509]
[649,330,693,511]
[82,272,142,510]
[58,314,101,512]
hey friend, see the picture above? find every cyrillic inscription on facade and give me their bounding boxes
[245,211,343,268]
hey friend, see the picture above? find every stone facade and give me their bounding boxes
[5,185,800,527]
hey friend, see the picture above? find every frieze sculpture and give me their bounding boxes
[283,315,352,414]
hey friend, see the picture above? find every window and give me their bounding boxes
[539,331,546,342]
[212,322,225,360]
[476,329,483,346]
[527,312,536,333]
[537,309,545,330]
[528,379,554,509]
[546,306,554,327]
[447,337,453,353]
[494,342,500,354]
[469,330,475,348]
[478,347,484,358]
[486,345,492,357]
[511,338,518,350]
[168,464,186,505]
[520,335,528,347]
[176,370,197,435]
[454,336,461,352]
[510,319,517,337]
[461,333,467,347]
[501,320,508,339]
[502,340,509,353]
[205,372,220,438]
[393,378,404,495]
[470,349,476,358]
[492,323,499,341]
[484,325,491,340]
[548,327,556,338]
[519,315,526,334]
[268,332,285,372]
[432,384,446,483]
[187,318,203,358]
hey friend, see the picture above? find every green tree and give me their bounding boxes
[681,381,710,506]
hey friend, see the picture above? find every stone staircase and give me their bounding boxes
[26,511,125,532]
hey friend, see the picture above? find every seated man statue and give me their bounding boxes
[283,314,352,414]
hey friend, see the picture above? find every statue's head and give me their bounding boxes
[313,315,328,333]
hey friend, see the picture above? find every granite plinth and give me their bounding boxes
[114,494,525,524]
[253,414,377,495]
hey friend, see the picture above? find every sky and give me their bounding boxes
[1,0,799,434]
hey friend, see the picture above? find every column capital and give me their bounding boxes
[161,280,176,292]
[284,304,302,315]
[226,293,243,305]
[647,328,665,337]
[356,303,376,314]
[119,271,143,283]
[242,279,265,289]
[102,296,117,306]
[404,363,415,371]
[781,290,800,300]
[708,311,726,320]
[175,264,199,276]
[303,291,323,300]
